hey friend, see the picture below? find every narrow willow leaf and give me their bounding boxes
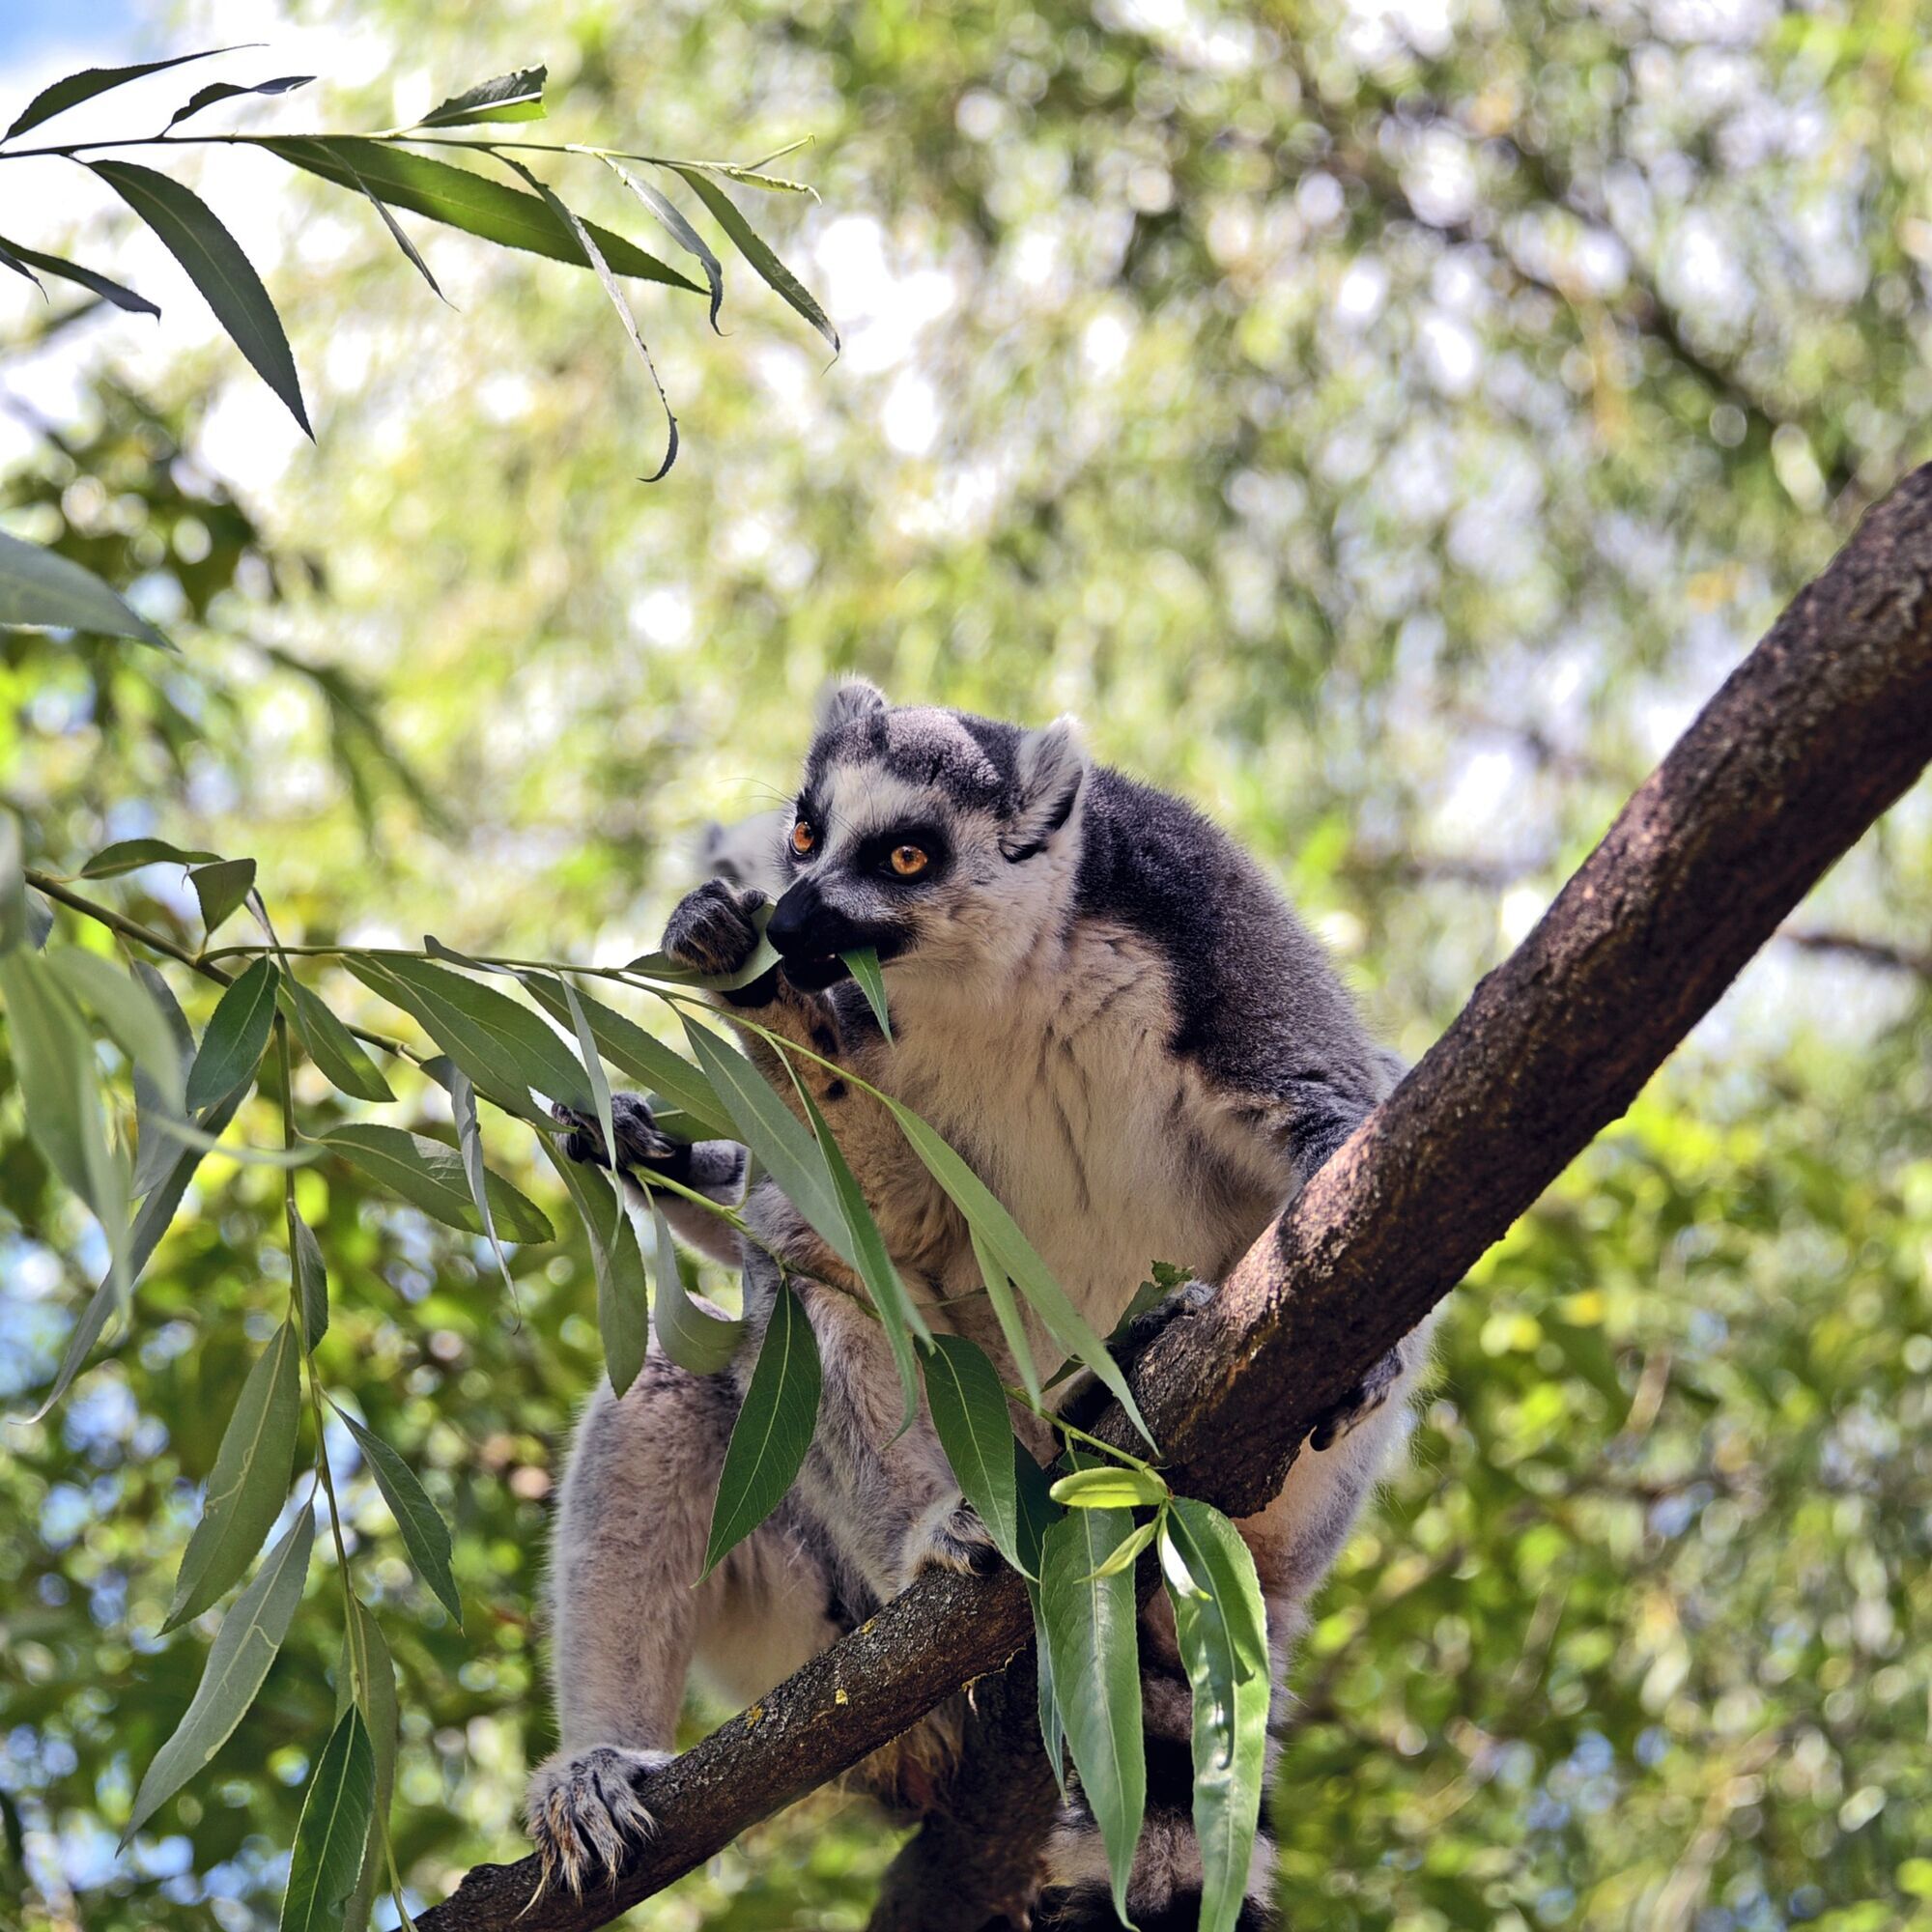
[166,1320,301,1630]
[841,948,892,1041]
[91,162,311,438]
[166,74,311,128]
[291,1200,328,1351]
[0,529,171,648]
[922,1334,1026,1575]
[5,45,233,141]
[131,961,193,1193]
[280,1705,374,1932]
[123,1508,314,1846]
[703,1280,821,1574]
[668,165,839,355]
[1163,1500,1270,1932]
[1049,1465,1170,1511]
[189,858,256,937]
[0,813,29,953]
[540,1137,648,1396]
[561,979,618,1214]
[342,159,446,302]
[0,242,42,294]
[337,1409,462,1627]
[1087,1516,1159,1580]
[648,1198,744,1375]
[185,957,278,1113]
[605,162,724,332]
[970,1224,1041,1408]
[1013,1447,1067,1795]
[79,838,219,878]
[320,1123,553,1243]
[440,1060,517,1299]
[520,973,734,1140]
[262,139,698,291]
[283,978,393,1103]
[416,65,546,128]
[798,1083,924,1428]
[1039,1506,1146,1923]
[343,954,588,1109]
[498,156,676,481]
[44,946,183,1108]
[681,1017,857,1270]
[338,1600,397,1932]
[0,235,158,315]
[882,1096,1153,1446]
[143,1114,315,1166]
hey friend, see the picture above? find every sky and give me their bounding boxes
[0,0,145,70]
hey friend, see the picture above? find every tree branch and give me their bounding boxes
[415,463,1932,1932]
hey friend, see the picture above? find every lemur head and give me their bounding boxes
[765,678,1090,994]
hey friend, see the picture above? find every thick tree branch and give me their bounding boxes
[417,464,1932,1932]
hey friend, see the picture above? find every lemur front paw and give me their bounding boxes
[526,1745,672,1895]
[1308,1343,1406,1451]
[661,879,768,978]
[552,1093,683,1175]
[901,1495,1001,1588]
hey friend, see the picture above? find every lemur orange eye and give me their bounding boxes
[790,819,816,855]
[889,844,929,878]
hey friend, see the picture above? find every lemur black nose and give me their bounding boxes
[768,879,828,956]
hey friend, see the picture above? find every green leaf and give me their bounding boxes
[166,1320,301,1630]
[540,1136,648,1396]
[90,161,311,438]
[283,978,393,1103]
[798,1082,926,1429]
[79,838,219,878]
[1013,1447,1067,1795]
[498,156,676,480]
[431,1057,518,1301]
[123,1508,314,1846]
[130,961,193,1194]
[681,1017,858,1271]
[1087,1516,1159,1580]
[922,1334,1027,1575]
[416,65,547,128]
[281,1706,375,1932]
[841,947,893,1041]
[1038,1505,1146,1924]
[344,954,589,1110]
[971,1218,1041,1409]
[0,529,170,649]
[141,1114,316,1166]
[185,957,278,1114]
[0,813,29,953]
[320,1122,553,1242]
[0,234,158,315]
[262,138,699,292]
[668,165,839,355]
[704,1280,821,1574]
[1161,1500,1270,1932]
[519,974,733,1139]
[1049,1465,1170,1511]
[43,946,184,1109]
[291,1201,328,1351]
[649,1197,745,1375]
[337,1601,397,1932]
[606,162,724,332]
[166,74,312,129]
[342,160,446,302]
[189,858,257,938]
[882,1095,1154,1447]
[337,1408,462,1627]
[5,45,233,141]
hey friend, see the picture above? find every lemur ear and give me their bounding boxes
[1002,715,1089,862]
[815,676,889,734]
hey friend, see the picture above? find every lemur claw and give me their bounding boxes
[661,878,768,977]
[551,1093,678,1173]
[905,1497,1001,1586]
[1308,1344,1406,1451]
[525,1745,672,1895]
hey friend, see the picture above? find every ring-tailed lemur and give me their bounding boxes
[526,681,1429,1927]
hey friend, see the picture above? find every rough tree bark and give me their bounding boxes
[416,465,1932,1932]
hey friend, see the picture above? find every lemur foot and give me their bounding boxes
[1308,1343,1406,1452]
[662,878,768,977]
[551,1093,683,1175]
[902,1494,1001,1588]
[526,1745,672,1895]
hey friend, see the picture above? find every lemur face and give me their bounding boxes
[766,681,1087,996]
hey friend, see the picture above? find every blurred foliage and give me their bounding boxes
[1,0,1929,1930]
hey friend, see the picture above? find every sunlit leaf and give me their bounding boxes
[0,234,158,315]
[337,1409,462,1627]
[123,1508,315,1846]
[1087,1516,1159,1580]
[185,957,278,1114]
[841,947,893,1040]
[91,161,311,438]
[79,838,219,879]
[922,1333,1027,1575]
[165,1320,301,1630]
[416,65,547,128]
[668,165,839,355]
[43,946,184,1109]
[648,1197,744,1375]
[4,45,234,141]
[1049,1464,1170,1510]
[189,858,257,937]
[280,1704,374,1932]
[320,1122,553,1243]
[0,529,170,649]
[703,1279,820,1574]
